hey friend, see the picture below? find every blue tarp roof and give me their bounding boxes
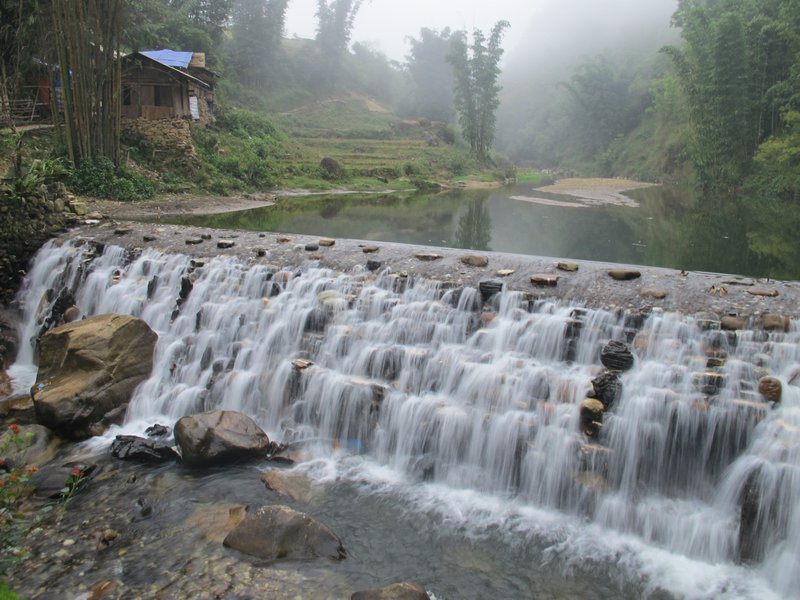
[141,50,194,69]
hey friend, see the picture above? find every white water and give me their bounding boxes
[10,239,800,599]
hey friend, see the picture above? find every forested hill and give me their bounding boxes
[498,0,800,204]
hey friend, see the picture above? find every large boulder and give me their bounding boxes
[351,583,430,600]
[33,314,157,439]
[174,409,270,467]
[223,505,346,561]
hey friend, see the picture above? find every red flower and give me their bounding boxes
[8,474,17,482]
[69,468,84,477]
[0,480,4,487]
[8,423,19,434]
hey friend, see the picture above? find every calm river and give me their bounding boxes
[170,182,800,280]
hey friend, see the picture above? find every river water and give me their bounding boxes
[170,184,800,280]
[7,239,800,599]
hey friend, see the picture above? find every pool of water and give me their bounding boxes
[168,184,800,280]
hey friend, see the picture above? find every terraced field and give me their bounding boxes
[275,94,476,184]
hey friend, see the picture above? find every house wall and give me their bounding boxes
[122,62,214,124]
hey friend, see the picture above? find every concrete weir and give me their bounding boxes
[63,218,800,320]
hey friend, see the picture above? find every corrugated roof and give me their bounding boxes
[141,50,194,69]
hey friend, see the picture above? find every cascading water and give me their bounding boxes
[9,238,800,598]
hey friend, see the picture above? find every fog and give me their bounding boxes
[287,0,678,64]
[286,0,542,61]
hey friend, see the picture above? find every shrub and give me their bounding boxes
[67,157,155,201]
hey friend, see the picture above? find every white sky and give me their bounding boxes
[284,0,543,62]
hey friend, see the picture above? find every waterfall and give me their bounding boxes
[10,239,800,598]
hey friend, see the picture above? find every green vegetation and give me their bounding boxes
[0,581,24,600]
[67,157,156,201]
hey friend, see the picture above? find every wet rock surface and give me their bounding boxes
[111,434,181,463]
[223,504,346,562]
[33,314,157,439]
[174,409,271,467]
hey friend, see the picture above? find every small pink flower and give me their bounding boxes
[9,423,20,434]
[70,468,84,477]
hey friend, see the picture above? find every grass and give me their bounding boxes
[0,580,24,600]
[515,168,551,184]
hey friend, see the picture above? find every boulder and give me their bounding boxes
[0,369,10,399]
[31,461,96,499]
[351,583,430,600]
[640,288,668,300]
[223,505,346,561]
[0,423,60,467]
[600,340,634,371]
[111,435,180,463]
[758,376,782,404]
[186,503,247,544]
[33,314,157,439]
[747,287,779,298]
[174,409,270,467]
[319,238,336,247]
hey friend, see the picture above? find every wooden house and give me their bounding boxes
[121,50,216,123]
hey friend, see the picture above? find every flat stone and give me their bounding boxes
[721,315,747,330]
[414,253,443,261]
[319,238,336,247]
[361,246,380,254]
[113,228,132,236]
[762,314,790,331]
[640,288,668,299]
[747,287,779,298]
[530,274,559,287]
[200,234,212,240]
[305,243,320,252]
[276,236,292,243]
[608,269,641,281]
[496,269,515,277]
[217,240,235,249]
[557,261,578,272]
[185,238,204,245]
[143,235,157,242]
[292,359,314,371]
[460,255,489,268]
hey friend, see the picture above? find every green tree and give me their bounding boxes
[227,0,290,87]
[52,0,123,167]
[665,0,799,191]
[448,21,509,162]
[315,0,365,90]
[403,28,454,122]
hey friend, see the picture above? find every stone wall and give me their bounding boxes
[0,182,73,361]
[121,117,199,168]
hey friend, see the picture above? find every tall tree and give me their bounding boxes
[314,0,365,89]
[665,0,798,190]
[228,0,290,87]
[404,28,453,122]
[52,0,123,167]
[448,21,509,162]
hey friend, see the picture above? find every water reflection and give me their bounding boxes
[169,185,800,279]
[453,196,492,250]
